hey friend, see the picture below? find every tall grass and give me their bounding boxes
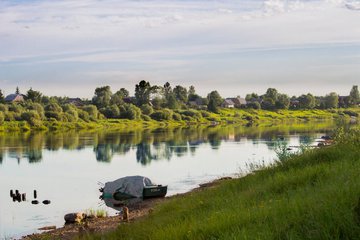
[80,128,360,240]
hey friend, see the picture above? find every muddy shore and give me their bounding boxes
[22,177,231,240]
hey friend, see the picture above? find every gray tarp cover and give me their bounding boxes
[103,175,154,198]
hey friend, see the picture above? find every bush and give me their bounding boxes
[0,111,4,125]
[200,111,210,117]
[82,105,99,120]
[140,104,154,115]
[21,110,42,127]
[103,104,120,119]
[120,104,141,120]
[27,103,45,119]
[78,109,90,122]
[141,114,151,121]
[150,109,173,121]
[172,112,182,121]
[180,109,202,119]
[45,111,63,121]
[0,104,8,112]
[247,101,261,109]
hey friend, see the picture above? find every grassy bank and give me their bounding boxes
[1,108,358,132]
[79,128,360,240]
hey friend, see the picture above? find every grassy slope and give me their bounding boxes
[81,133,360,240]
[2,108,358,132]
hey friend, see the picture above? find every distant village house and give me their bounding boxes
[4,94,24,103]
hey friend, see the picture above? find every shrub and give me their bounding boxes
[0,111,4,125]
[141,114,151,121]
[120,104,141,120]
[103,104,120,119]
[180,109,202,119]
[200,111,210,117]
[82,105,99,120]
[21,110,42,127]
[140,104,154,115]
[78,109,90,122]
[172,112,182,121]
[150,109,173,121]
[0,104,8,112]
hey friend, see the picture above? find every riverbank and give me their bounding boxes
[22,128,360,240]
[1,108,358,132]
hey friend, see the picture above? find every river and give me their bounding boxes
[0,122,335,239]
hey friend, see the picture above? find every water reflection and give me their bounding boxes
[0,122,334,165]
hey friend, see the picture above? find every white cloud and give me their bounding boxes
[0,0,359,97]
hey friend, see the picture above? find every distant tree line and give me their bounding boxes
[0,82,359,127]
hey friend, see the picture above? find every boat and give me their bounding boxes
[100,176,167,210]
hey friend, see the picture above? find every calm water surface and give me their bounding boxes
[0,123,335,239]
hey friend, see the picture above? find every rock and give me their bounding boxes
[64,212,86,224]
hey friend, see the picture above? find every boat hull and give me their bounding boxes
[143,185,167,199]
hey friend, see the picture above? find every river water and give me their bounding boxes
[0,122,335,239]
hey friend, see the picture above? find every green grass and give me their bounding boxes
[1,108,359,132]
[80,128,360,240]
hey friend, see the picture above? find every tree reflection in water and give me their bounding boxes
[0,121,335,165]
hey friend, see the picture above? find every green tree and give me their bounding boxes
[261,98,275,110]
[299,93,316,109]
[16,86,20,94]
[324,92,339,109]
[92,86,112,109]
[27,102,45,120]
[45,102,63,120]
[0,90,4,103]
[349,85,360,106]
[120,104,141,120]
[275,94,290,109]
[162,82,178,109]
[264,88,278,102]
[83,105,99,120]
[135,80,157,106]
[207,91,222,113]
[116,88,129,98]
[26,88,42,102]
[104,104,120,118]
[110,88,130,106]
[140,104,154,115]
[245,93,259,102]
[62,104,79,121]
[173,85,188,103]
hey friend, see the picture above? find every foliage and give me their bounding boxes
[21,110,42,127]
[120,104,141,120]
[135,80,157,106]
[82,105,99,120]
[207,90,222,113]
[349,85,360,106]
[92,86,112,109]
[0,111,4,125]
[140,104,154,115]
[26,88,42,102]
[173,85,188,103]
[324,92,339,109]
[298,93,316,109]
[275,94,290,109]
[150,109,173,121]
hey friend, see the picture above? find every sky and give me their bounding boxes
[0,0,359,98]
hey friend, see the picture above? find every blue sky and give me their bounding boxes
[0,0,359,98]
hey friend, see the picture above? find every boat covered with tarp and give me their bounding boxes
[100,176,167,210]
